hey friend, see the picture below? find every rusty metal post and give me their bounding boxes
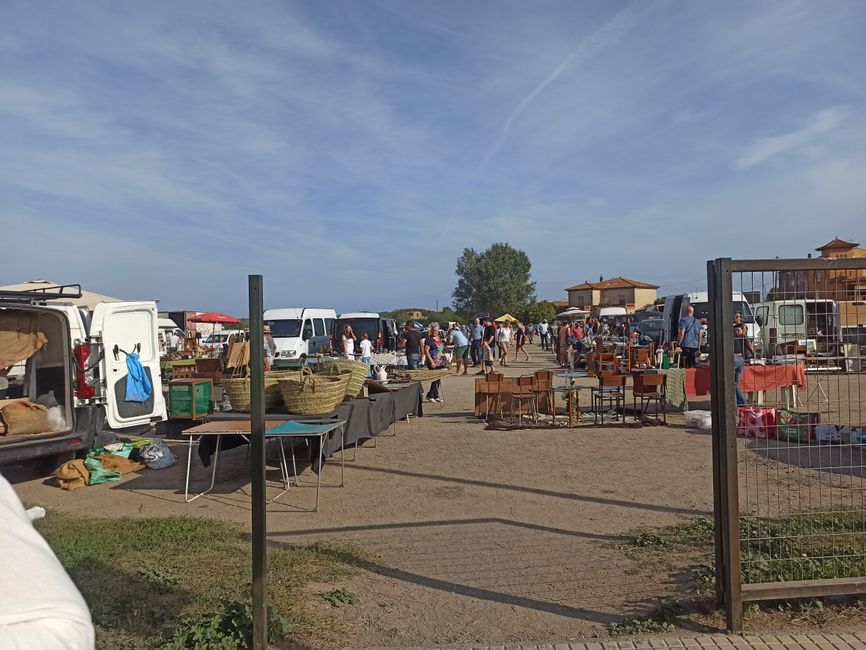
[708,258,742,631]
[248,275,267,649]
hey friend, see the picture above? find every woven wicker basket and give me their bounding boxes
[278,367,351,415]
[222,372,289,412]
[389,367,451,383]
[317,358,368,400]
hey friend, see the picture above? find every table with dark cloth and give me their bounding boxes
[365,380,424,422]
[199,382,423,469]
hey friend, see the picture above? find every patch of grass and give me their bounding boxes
[35,514,365,649]
[625,531,669,549]
[321,587,359,608]
[608,599,685,636]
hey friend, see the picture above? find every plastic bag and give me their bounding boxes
[84,457,121,485]
[47,405,67,432]
[125,352,152,402]
[140,438,177,470]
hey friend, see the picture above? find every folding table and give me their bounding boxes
[182,419,345,510]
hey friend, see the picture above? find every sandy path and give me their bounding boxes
[8,345,720,647]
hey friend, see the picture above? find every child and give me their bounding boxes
[359,332,374,375]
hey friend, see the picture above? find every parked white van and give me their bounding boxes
[265,308,336,368]
[661,291,760,348]
[754,299,840,356]
[0,285,166,472]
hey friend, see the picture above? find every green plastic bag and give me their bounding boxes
[84,457,121,485]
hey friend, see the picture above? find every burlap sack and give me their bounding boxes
[54,460,89,490]
[0,399,50,436]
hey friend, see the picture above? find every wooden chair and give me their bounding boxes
[476,373,503,421]
[497,377,518,421]
[511,376,538,425]
[532,370,554,419]
[597,352,617,375]
[632,372,667,424]
[591,372,626,424]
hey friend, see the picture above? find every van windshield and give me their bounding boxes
[266,319,302,338]
[690,301,754,323]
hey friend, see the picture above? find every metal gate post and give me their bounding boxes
[707,261,726,609]
[249,275,268,650]
[708,258,742,631]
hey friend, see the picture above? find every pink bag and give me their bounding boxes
[737,407,777,439]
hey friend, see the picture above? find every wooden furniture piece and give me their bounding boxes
[168,378,212,420]
[632,371,667,424]
[532,370,554,418]
[474,373,504,420]
[591,372,626,424]
[510,376,538,425]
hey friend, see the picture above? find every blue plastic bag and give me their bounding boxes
[125,352,152,402]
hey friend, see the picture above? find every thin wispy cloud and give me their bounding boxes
[734,107,845,171]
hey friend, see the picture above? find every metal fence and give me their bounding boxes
[708,257,866,631]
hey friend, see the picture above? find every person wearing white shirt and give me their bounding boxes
[341,324,356,359]
[0,474,94,649]
[496,322,512,367]
[358,332,373,375]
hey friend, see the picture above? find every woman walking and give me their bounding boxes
[497,321,512,367]
[515,322,531,362]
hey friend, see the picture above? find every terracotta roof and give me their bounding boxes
[551,299,569,307]
[816,238,860,251]
[565,276,659,291]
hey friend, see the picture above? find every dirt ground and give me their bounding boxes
[6,343,865,648]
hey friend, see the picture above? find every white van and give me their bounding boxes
[661,291,760,348]
[265,308,336,368]
[0,286,166,472]
[157,318,185,353]
[754,299,840,356]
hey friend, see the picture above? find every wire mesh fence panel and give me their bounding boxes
[724,260,866,591]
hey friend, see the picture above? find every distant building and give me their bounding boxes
[777,237,866,302]
[564,276,658,313]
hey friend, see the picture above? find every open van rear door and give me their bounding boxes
[91,302,167,429]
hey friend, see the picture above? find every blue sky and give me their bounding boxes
[2,1,865,314]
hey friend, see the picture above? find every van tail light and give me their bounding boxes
[74,343,96,399]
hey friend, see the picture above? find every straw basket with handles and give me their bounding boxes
[316,358,368,400]
[278,367,350,415]
[222,370,296,412]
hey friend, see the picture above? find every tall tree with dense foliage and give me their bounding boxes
[452,242,537,316]
[520,301,557,325]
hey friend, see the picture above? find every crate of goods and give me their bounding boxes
[169,379,212,420]
[776,409,818,443]
[736,407,777,439]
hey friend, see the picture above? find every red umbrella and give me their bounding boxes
[188,313,242,353]
[188,312,240,324]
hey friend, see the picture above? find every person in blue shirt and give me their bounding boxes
[448,324,470,375]
[470,318,484,367]
[676,305,702,368]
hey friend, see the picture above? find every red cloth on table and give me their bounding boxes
[686,365,806,397]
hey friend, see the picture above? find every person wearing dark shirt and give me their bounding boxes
[478,318,496,375]
[400,321,423,370]
[733,322,755,405]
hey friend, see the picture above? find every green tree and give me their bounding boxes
[452,242,536,316]
[520,301,557,324]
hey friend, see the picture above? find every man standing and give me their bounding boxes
[470,317,484,366]
[538,319,549,350]
[478,317,497,374]
[677,305,702,368]
[400,321,423,370]
[448,324,470,375]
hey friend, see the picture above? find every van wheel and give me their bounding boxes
[31,451,76,477]
[299,355,307,366]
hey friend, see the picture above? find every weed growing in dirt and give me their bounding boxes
[321,587,359,608]
[608,600,685,636]
[35,514,364,649]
